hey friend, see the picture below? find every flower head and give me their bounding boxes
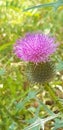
[14,32,58,63]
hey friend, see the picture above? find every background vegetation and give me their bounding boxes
[0,0,63,130]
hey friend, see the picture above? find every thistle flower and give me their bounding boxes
[14,32,58,84]
[14,32,58,63]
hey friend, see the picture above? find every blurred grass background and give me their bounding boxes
[0,0,63,129]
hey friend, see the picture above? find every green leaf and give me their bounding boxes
[24,2,55,11]
[0,68,5,76]
[27,91,37,99]
[24,0,63,11]
[0,42,14,52]
[58,0,63,2]
[59,99,63,103]
[16,91,37,112]
[31,125,40,130]
[8,122,17,130]
[53,119,63,130]
[24,120,40,130]
[56,61,63,72]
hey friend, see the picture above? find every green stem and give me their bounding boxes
[45,83,63,113]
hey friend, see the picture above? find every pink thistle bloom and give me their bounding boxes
[14,33,58,63]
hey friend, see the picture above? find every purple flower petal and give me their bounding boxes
[14,32,58,63]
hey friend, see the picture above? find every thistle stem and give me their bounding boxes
[45,83,63,113]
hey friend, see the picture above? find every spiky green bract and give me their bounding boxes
[26,62,55,84]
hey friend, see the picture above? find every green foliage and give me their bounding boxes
[16,91,37,112]
[24,0,63,11]
[0,0,63,130]
[56,60,63,72]
[0,68,5,76]
[53,119,63,130]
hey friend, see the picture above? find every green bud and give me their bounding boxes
[25,62,55,84]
